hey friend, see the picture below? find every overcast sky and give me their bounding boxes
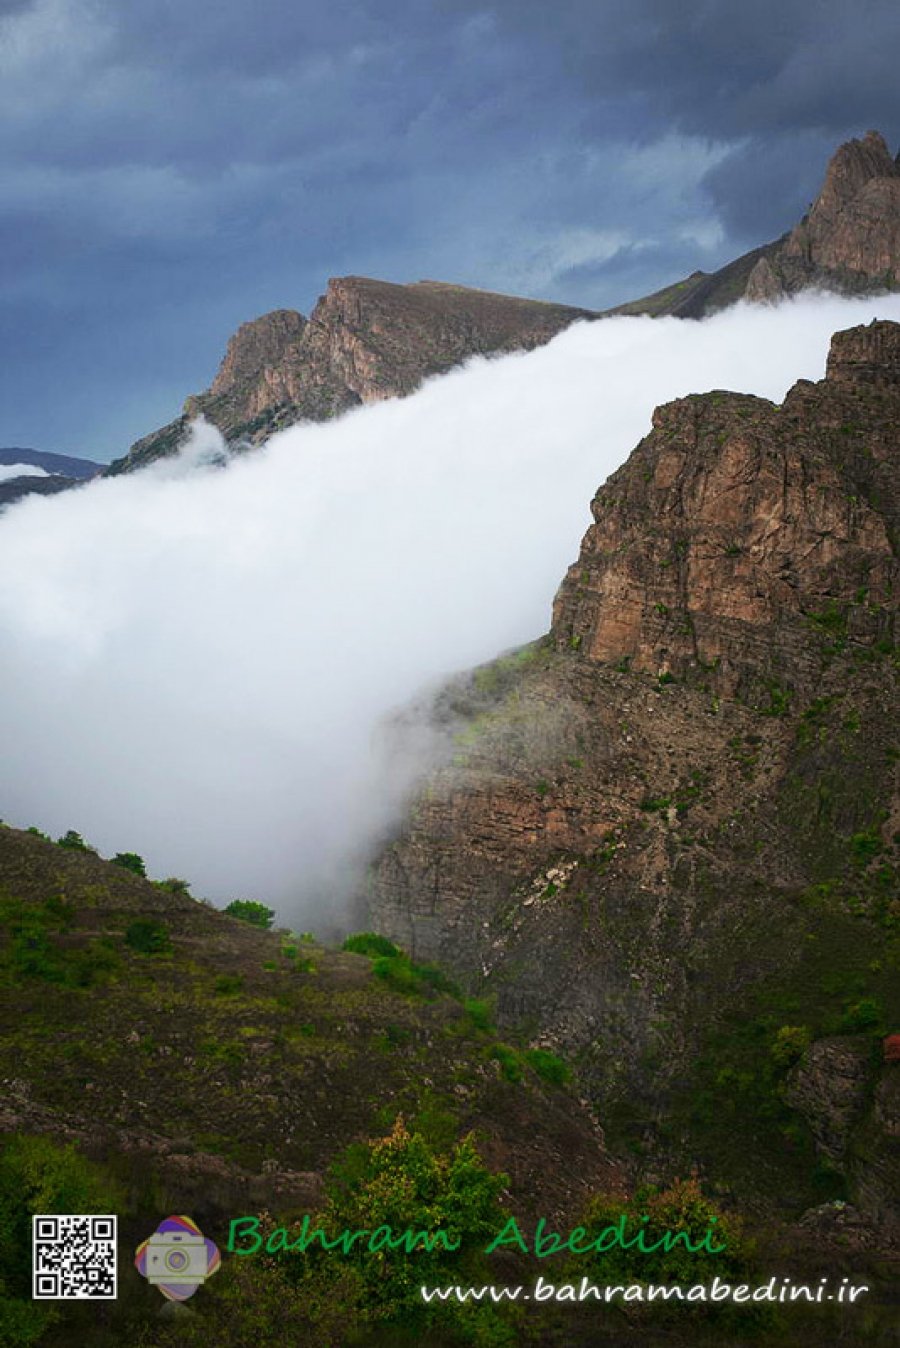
[2,0,899,460]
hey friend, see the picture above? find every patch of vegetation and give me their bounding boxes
[0,1136,126,1348]
[372,954,460,1000]
[342,932,401,958]
[214,974,245,996]
[225,900,275,929]
[124,918,172,956]
[769,1024,812,1068]
[0,893,118,988]
[760,681,792,717]
[153,876,192,898]
[839,996,881,1031]
[522,1047,571,1086]
[566,1178,749,1287]
[110,851,146,876]
[55,830,96,854]
[491,1043,523,1082]
[463,998,494,1031]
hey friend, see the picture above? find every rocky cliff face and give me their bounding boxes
[367,320,900,1227]
[551,321,900,703]
[108,279,598,472]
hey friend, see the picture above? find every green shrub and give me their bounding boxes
[464,998,494,1031]
[849,829,883,864]
[215,974,244,996]
[491,1044,523,1082]
[840,997,881,1031]
[372,955,459,999]
[770,1025,812,1068]
[523,1047,571,1086]
[56,830,96,854]
[154,877,192,898]
[111,851,147,877]
[567,1178,748,1287]
[299,1119,510,1334]
[124,918,172,956]
[342,932,400,958]
[225,900,275,929]
[8,927,66,984]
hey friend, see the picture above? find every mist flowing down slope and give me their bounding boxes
[2,294,900,919]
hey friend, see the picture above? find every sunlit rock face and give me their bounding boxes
[552,320,900,700]
[367,323,900,1241]
[109,278,598,472]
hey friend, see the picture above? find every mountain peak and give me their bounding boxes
[109,277,598,472]
[619,130,900,316]
[813,130,899,223]
[780,130,900,283]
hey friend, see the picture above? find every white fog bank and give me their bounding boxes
[1,293,899,919]
[0,463,50,482]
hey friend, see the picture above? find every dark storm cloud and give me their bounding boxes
[463,0,900,140]
[1,0,899,456]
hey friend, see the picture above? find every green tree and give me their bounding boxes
[289,1119,512,1341]
[125,918,172,955]
[111,851,147,877]
[56,830,96,854]
[566,1178,748,1286]
[224,900,275,929]
[0,1137,123,1348]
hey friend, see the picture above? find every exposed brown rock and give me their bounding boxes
[551,320,900,701]
[784,1036,873,1164]
[108,278,598,472]
[617,131,900,317]
[367,321,900,1225]
[785,131,900,278]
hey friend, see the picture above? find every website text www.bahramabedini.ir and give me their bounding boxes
[421,1275,870,1306]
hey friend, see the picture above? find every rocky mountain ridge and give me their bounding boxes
[107,280,599,472]
[366,320,900,1237]
[107,131,900,474]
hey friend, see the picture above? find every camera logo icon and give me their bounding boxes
[135,1216,220,1301]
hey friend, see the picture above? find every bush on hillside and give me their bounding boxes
[224,900,275,929]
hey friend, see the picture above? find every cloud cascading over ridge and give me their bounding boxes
[2,293,899,920]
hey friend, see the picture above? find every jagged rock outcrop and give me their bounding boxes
[782,130,900,282]
[551,321,900,703]
[367,321,900,1225]
[617,131,900,317]
[107,279,598,472]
